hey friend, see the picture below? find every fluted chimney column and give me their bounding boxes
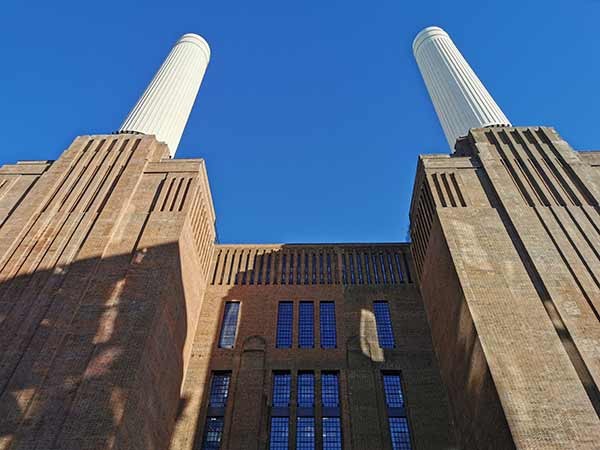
[119,33,210,157]
[413,26,510,151]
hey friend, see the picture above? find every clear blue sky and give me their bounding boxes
[2,1,599,243]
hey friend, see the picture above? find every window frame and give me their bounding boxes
[297,371,315,408]
[298,301,315,349]
[276,301,294,349]
[382,372,413,450]
[319,301,337,349]
[269,416,290,450]
[373,300,396,349]
[322,416,343,450]
[272,371,292,407]
[296,416,315,450]
[201,371,232,450]
[218,301,240,349]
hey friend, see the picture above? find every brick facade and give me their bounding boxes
[410,126,600,449]
[169,244,455,450]
[0,135,215,450]
[2,126,600,449]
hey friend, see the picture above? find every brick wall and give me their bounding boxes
[0,135,215,450]
[169,244,456,450]
[411,126,600,449]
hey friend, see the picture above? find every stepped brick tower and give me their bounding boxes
[0,35,218,450]
[0,134,216,450]
[411,27,600,450]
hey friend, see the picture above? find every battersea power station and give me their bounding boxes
[1,26,600,450]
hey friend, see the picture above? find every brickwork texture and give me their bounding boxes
[410,126,600,450]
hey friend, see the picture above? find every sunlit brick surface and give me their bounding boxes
[411,126,600,449]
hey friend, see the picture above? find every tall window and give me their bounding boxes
[202,417,225,450]
[218,302,240,348]
[297,371,315,449]
[383,375,405,408]
[276,302,293,348]
[270,417,289,450]
[319,302,337,348]
[299,302,314,348]
[321,372,342,449]
[321,372,339,408]
[388,418,411,450]
[273,372,292,407]
[208,372,231,407]
[296,417,315,450]
[270,372,292,450]
[297,372,315,407]
[373,301,395,348]
[322,417,342,450]
[383,373,412,450]
[201,372,231,450]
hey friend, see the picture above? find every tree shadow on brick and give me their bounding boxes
[0,241,194,450]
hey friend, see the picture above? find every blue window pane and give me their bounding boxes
[299,302,314,348]
[296,417,315,450]
[219,302,240,348]
[209,373,231,407]
[277,302,293,348]
[322,417,342,450]
[273,372,291,407]
[383,374,405,408]
[270,417,289,450]
[297,372,315,407]
[389,417,412,450]
[201,417,224,450]
[374,301,395,348]
[321,372,340,407]
[319,302,337,348]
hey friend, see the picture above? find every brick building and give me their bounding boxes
[1,28,600,450]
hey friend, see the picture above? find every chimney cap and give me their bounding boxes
[177,33,211,60]
[412,25,510,151]
[412,26,448,55]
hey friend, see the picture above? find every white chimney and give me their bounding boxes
[413,26,510,151]
[119,33,210,157]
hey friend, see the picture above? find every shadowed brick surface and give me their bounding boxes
[169,244,456,450]
[0,135,215,450]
